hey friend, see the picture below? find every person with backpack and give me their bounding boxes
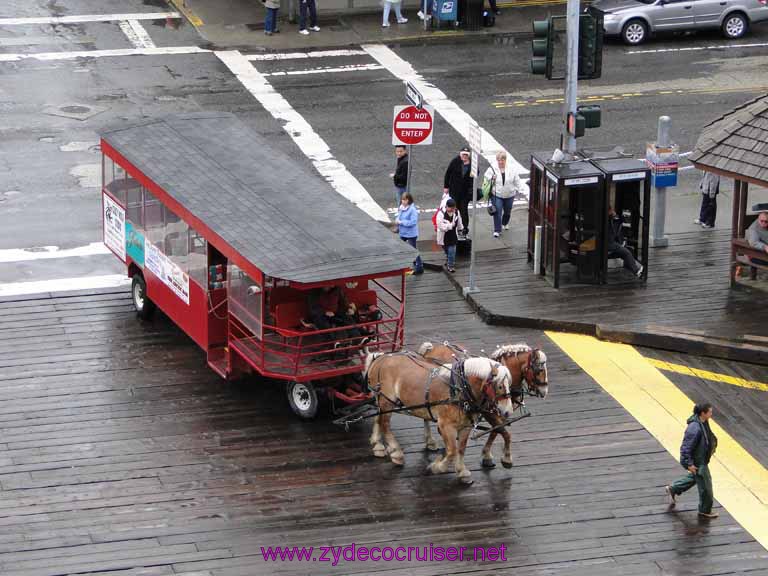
[482,151,523,239]
[396,192,423,275]
[665,402,719,519]
[443,147,473,239]
[436,198,462,273]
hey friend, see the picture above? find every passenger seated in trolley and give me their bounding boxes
[608,205,644,278]
[307,285,363,345]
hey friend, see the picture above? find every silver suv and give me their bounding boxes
[590,0,768,44]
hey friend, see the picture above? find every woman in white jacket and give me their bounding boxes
[483,151,523,238]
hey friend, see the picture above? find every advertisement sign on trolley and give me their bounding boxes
[145,239,190,305]
[103,192,126,262]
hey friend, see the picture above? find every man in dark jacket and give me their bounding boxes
[666,402,719,518]
[443,146,473,238]
[607,206,643,278]
[391,145,409,207]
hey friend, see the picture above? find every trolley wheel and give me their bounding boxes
[131,273,156,320]
[286,381,321,420]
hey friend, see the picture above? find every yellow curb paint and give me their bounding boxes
[547,332,768,550]
[169,0,204,27]
[649,358,768,393]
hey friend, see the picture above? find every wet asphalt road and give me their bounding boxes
[0,0,767,285]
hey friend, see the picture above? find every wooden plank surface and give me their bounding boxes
[0,275,765,575]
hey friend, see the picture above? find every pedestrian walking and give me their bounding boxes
[443,146,473,239]
[396,192,424,275]
[482,151,523,238]
[695,172,720,228]
[382,0,408,26]
[436,198,462,273]
[262,0,280,35]
[665,403,719,519]
[298,0,320,35]
[390,145,409,206]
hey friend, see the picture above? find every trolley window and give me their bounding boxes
[103,156,127,205]
[126,183,143,229]
[229,265,263,340]
[144,188,164,248]
[188,230,207,287]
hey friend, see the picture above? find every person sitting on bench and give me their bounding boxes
[608,206,643,278]
[307,286,363,345]
[747,210,768,266]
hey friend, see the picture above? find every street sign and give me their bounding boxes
[645,142,679,188]
[470,151,479,178]
[468,122,482,152]
[405,82,423,109]
[392,105,434,146]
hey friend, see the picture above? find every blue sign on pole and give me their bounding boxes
[645,143,679,188]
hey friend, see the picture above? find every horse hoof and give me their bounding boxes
[501,460,513,469]
[390,452,405,466]
[425,440,440,452]
[481,458,496,469]
[424,465,434,475]
[459,476,474,485]
[373,444,387,458]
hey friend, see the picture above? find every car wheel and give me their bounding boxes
[286,381,321,420]
[722,13,748,39]
[131,273,156,320]
[622,19,648,45]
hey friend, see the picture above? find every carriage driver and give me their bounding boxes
[307,285,363,344]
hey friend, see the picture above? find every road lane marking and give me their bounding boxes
[0,46,210,62]
[362,44,529,199]
[0,275,130,298]
[628,42,768,54]
[0,13,180,25]
[247,49,368,61]
[118,20,156,49]
[215,50,389,223]
[495,85,768,108]
[649,359,768,393]
[168,0,204,27]
[263,63,384,76]
[0,243,110,263]
[548,332,768,550]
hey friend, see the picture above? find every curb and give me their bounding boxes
[429,264,768,366]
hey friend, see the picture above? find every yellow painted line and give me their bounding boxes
[547,332,768,550]
[169,0,204,27]
[649,359,768,393]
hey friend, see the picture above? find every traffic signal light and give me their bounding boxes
[577,105,601,128]
[531,18,554,79]
[567,112,585,138]
[578,12,604,80]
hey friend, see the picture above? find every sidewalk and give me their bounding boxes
[170,0,566,51]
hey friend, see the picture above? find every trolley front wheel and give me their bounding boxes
[286,381,321,420]
[132,273,156,320]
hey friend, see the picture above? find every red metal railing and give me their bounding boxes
[227,279,405,383]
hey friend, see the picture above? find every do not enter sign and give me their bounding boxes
[392,105,434,146]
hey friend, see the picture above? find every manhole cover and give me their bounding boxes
[43,103,108,121]
[60,105,91,114]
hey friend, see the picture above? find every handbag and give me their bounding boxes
[487,195,497,215]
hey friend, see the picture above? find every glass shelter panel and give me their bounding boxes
[228,265,263,340]
[144,189,164,248]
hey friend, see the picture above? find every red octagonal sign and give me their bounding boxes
[392,105,434,146]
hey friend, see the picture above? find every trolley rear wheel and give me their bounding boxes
[286,381,321,420]
[131,273,156,320]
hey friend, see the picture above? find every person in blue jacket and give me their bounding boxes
[396,192,423,275]
[666,402,719,518]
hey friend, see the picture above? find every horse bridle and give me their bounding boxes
[523,348,548,398]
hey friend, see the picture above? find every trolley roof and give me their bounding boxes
[101,113,414,284]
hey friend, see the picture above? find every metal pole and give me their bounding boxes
[405,144,413,197]
[651,115,670,247]
[465,182,479,294]
[562,0,580,157]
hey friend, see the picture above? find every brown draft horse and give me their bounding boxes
[364,352,514,484]
[418,342,549,469]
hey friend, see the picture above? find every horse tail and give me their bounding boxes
[417,341,434,356]
[364,351,385,381]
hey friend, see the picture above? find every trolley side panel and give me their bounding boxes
[144,269,208,350]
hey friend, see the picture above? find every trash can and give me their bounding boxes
[462,0,483,30]
[432,0,458,29]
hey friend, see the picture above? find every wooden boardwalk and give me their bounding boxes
[0,273,766,575]
[423,229,768,364]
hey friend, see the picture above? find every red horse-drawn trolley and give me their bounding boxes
[100,113,414,418]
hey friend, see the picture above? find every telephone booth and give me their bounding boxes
[591,158,651,282]
[528,153,605,288]
[528,153,651,288]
